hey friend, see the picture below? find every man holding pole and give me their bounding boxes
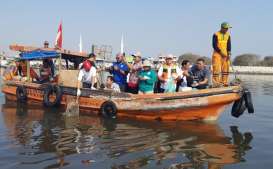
[212,22,232,87]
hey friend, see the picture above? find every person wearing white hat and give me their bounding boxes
[157,54,182,93]
[126,51,143,94]
[138,60,157,94]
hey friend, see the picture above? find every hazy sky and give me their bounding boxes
[1,0,273,58]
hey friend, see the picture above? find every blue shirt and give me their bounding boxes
[110,62,129,86]
[190,65,210,83]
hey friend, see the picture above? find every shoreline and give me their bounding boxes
[230,66,273,75]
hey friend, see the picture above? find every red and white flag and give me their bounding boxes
[55,22,62,49]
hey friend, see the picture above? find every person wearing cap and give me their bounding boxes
[79,53,97,69]
[126,51,143,94]
[172,55,178,65]
[157,54,182,93]
[44,41,49,48]
[212,22,232,87]
[107,53,129,92]
[87,53,97,68]
[138,60,157,94]
[77,60,97,96]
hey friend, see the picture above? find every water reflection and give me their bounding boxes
[0,101,253,169]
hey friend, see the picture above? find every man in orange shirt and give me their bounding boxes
[212,22,232,87]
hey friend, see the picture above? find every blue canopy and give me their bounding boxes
[20,50,59,60]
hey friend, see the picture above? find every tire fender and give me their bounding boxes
[244,89,254,114]
[16,86,27,103]
[231,96,246,118]
[43,85,63,107]
[100,100,117,119]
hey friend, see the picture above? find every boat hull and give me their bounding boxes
[1,81,243,121]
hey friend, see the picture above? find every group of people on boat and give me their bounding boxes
[75,51,210,95]
[75,21,232,95]
[3,21,232,96]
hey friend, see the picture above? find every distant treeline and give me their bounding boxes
[178,53,273,67]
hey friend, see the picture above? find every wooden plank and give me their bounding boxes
[58,69,80,88]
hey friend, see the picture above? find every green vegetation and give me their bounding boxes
[178,53,211,65]
[177,53,273,67]
[260,56,273,66]
[233,54,260,66]
[233,54,273,66]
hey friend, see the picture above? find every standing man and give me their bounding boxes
[108,53,129,92]
[212,22,232,87]
[77,61,97,92]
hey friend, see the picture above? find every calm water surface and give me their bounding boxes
[0,74,272,169]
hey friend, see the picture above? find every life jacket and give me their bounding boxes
[162,64,177,80]
[214,31,230,56]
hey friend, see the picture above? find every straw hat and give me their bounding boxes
[143,60,152,67]
[132,51,142,58]
[166,54,174,59]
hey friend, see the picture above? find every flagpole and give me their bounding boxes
[120,33,124,54]
[79,34,83,53]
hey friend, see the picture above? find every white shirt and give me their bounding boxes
[158,65,182,89]
[111,83,120,92]
[180,70,188,88]
[78,67,96,83]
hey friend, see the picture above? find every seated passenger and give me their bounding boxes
[138,60,157,94]
[178,60,192,92]
[77,60,97,89]
[189,58,210,89]
[39,59,52,83]
[18,60,39,81]
[158,54,182,93]
[106,76,120,92]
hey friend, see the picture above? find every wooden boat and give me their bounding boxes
[1,44,254,121]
